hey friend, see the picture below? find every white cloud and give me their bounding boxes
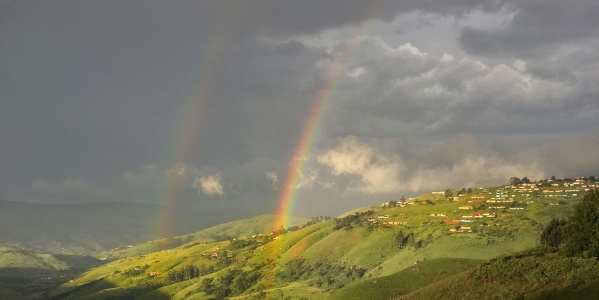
[167,163,187,177]
[317,136,403,194]
[266,171,278,189]
[193,174,224,196]
[403,156,546,192]
[317,136,547,196]
[296,170,318,189]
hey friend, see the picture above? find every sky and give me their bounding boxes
[1,0,598,217]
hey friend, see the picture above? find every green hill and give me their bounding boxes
[401,249,599,300]
[103,214,310,260]
[329,258,481,300]
[46,181,589,300]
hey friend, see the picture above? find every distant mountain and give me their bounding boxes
[0,201,248,255]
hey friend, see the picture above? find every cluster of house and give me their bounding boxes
[461,212,496,219]
[201,246,223,260]
[449,226,472,233]
[381,221,407,226]
[364,215,408,227]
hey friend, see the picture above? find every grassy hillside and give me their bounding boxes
[102,214,309,260]
[401,248,599,300]
[46,181,586,299]
[329,258,481,300]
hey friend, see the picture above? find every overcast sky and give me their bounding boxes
[1,0,598,217]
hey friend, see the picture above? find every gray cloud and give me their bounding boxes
[459,0,599,57]
[1,1,597,217]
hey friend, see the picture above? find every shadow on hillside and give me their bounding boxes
[0,267,77,300]
[532,281,599,300]
[47,276,172,300]
[0,263,171,300]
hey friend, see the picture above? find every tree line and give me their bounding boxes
[541,189,599,257]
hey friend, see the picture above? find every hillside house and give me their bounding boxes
[458,206,473,210]
[450,226,473,233]
[383,221,403,226]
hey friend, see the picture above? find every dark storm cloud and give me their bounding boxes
[1,0,598,217]
[459,0,599,57]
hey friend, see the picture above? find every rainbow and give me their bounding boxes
[154,21,236,240]
[272,43,353,232]
[270,3,390,234]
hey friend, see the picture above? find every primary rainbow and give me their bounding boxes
[273,44,353,232]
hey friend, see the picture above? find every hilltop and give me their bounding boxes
[42,177,597,300]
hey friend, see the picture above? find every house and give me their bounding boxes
[384,221,402,226]
[458,206,473,210]
[450,226,473,233]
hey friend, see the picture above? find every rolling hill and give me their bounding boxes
[45,181,593,299]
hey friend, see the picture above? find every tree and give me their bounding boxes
[590,176,596,182]
[509,177,521,185]
[562,189,599,257]
[458,187,467,196]
[467,187,473,194]
[444,188,453,198]
[406,233,418,250]
[522,177,531,184]
[395,230,405,249]
[551,175,556,181]
[540,219,567,248]
[200,277,214,294]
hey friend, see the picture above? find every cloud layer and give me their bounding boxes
[1,1,597,217]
